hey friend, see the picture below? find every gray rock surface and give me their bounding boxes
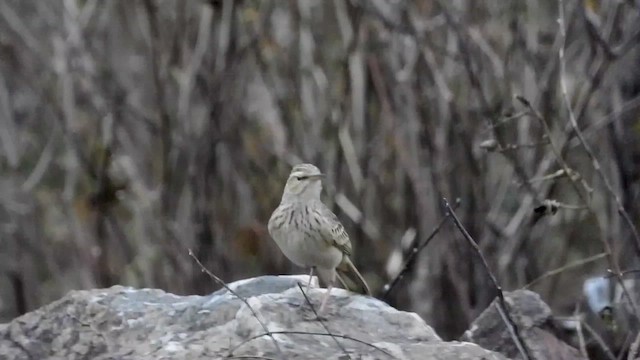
[462,289,585,360]
[0,275,506,360]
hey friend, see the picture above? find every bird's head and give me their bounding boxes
[282,163,324,202]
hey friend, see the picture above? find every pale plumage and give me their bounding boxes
[268,163,370,314]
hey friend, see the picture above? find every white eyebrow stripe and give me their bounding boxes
[290,171,318,177]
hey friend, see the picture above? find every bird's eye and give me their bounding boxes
[296,176,308,181]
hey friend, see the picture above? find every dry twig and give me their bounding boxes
[557,0,640,321]
[382,198,460,299]
[227,330,397,359]
[296,283,352,359]
[523,253,607,289]
[443,198,532,360]
[188,250,284,357]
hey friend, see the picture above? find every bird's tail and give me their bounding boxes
[335,257,371,295]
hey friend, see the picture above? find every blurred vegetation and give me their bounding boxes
[1,0,640,356]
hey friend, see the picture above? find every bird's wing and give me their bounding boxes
[314,202,352,256]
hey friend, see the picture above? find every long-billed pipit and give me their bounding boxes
[268,163,371,314]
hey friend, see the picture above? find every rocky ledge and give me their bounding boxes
[0,275,581,359]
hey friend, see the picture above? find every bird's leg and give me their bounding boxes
[306,266,315,292]
[317,270,335,315]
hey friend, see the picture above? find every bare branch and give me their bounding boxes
[382,199,459,299]
[443,198,532,360]
[188,250,284,357]
[296,283,351,359]
[523,253,607,289]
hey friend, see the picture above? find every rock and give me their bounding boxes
[0,275,506,360]
[462,289,585,360]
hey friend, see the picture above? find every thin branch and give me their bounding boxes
[496,141,551,152]
[611,18,640,58]
[295,283,352,359]
[443,198,532,360]
[382,199,460,299]
[21,124,59,191]
[188,250,283,357]
[618,331,634,360]
[501,1,624,261]
[629,331,640,360]
[558,0,640,321]
[227,330,397,359]
[605,268,640,278]
[572,305,588,359]
[554,315,616,360]
[516,95,592,200]
[481,110,530,133]
[580,320,616,360]
[142,0,173,217]
[177,3,213,124]
[523,253,607,289]
[558,0,640,259]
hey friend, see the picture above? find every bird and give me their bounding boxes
[268,163,371,314]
